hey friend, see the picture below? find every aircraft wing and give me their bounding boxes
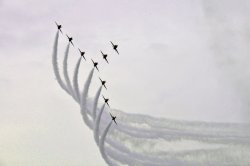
[105,58,109,64]
[82,55,86,61]
[115,49,119,55]
[95,66,99,72]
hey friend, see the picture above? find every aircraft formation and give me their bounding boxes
[55,21,118,125]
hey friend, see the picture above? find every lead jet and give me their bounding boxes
[102,95,110,107]
[101,51,109,64]
[55,22,63,34]
[78,48,86,61]
[66,34,74,47]
[110,41,119,55]
[99,77,107,89]
[109,113,117,125]
[91,59,99,71]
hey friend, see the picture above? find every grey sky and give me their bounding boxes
[0,0,250,165]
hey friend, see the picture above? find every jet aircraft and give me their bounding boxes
[102,95,110,107]
[78,48,86,60]
[91,59,99,71]
[66,34,74,46]
[109,113,117,125]
[110,41,119,55]
[101,51,109,64]
[99,77,107,89]
[55,22,63,34]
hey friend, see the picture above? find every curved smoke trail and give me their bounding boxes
[52,31,69,94]
[79,69,250,165]
[81,68,94,107]
[73,57,82,102]
[52,31,250,166]
[99,121,115,166]
[71,68,250,164]
[93,86,102,120]
[80,68,94,128]
[94,103,106,145]
[63,43,76,100]
[99,115,250,165]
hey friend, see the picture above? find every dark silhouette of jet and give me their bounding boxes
[66,34,74,47]
[101,51,109,64]
[91,59,99,71]
[102,95,110,107]
[78,48,86,61]
[110,41,119,55]
[55,22,63,34]
[109,113,117,125]
[99,77,107,89]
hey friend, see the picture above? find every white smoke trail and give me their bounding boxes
[63,43,76,100]
[103,128,250,166]
[78,80,250,165]
[51,32,92,129]
[105,146,191,166]
[52,31,250,166]
[105,145,249,166]
[81,68,94,107]
[79,71,250,164]
[97,118,250,165]
[84,96,249,147]
[100,112,250,165]
[80,68,94,128]
[92,86,102,120]
[73,71,250,165]
[99,121,115,166]
[88,86,249,165]
[52,31,70,94]
[94,103,106,145]
[96,110,250,144]
[73,57,82,102]
[98,118,194,166]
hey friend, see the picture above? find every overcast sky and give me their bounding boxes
[0,0,250,165]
